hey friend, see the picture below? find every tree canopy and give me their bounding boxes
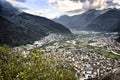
[0,46,77,80]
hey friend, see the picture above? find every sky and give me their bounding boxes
[5,0,120,19]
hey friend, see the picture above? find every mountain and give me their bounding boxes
[0,16,47,46]
[0,0,71,46]
[11,12,71,34]
[0,0,19,18]
[85,9,120,32]
[54,15,71,28]
[54,9,99,29]
[54,8,120,32]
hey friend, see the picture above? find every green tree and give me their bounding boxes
[0,46,77,80]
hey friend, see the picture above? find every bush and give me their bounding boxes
[0,46,77,80]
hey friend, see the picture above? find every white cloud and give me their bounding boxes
[113,0,120,7]
[6,0,23,6]
[6,0,120,18]
[49,0,83,15]
[22,8,60,19]
[6,0,26,2]
[48,0,107,16]
[49,0,120,16]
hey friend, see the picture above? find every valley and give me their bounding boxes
[15,31,120,80]
[0,0,120,80]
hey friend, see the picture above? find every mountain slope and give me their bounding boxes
[0,0,19,17]
[54,9,120,32]
[54,9,100,29]
[11,12,71,34]
[0,0,71,46]
[85,9,120,32]
[0,16,47,46]
[54,15,71,28]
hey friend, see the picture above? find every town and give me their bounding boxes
[14,32,120,80]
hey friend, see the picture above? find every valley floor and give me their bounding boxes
[15,31,120,80]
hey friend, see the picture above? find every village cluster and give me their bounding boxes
[14,33,120,80]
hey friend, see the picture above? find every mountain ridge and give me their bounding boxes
[54,8,120,32]
[0,0,71,46]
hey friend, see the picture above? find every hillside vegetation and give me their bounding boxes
[0,46,77,80]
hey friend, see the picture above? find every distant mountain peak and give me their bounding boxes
[54,8,120,32]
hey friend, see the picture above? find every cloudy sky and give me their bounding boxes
[6,0,120,18]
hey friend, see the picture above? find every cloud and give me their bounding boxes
[15,0,26,2]
[7,0,26,3]
[80,0,86,2]
[70,0,80,2]
[66,9,85,15]
[22,8,60,19]
[83,0,107,9]
[81,0,120,9]
[49,0,120,16]
[49,0,83,15]
[4,0,120,18]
